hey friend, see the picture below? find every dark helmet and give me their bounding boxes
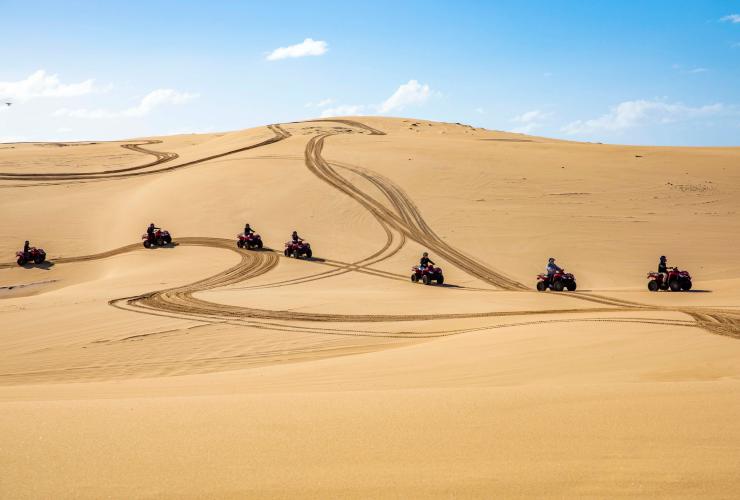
[25,240,29,245]
[660,255,666,261]
[292,231,298,235]
[245,223,251,227]
[423,252,429,257]
[548,257,555,262]
[149,222,155,227]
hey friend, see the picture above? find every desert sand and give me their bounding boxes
[1,117,739,498]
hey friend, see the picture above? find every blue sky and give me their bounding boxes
[1,0,740,145]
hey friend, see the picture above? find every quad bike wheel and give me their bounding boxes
[305,248,312,259]
[422,275,431,285]
[16,256,26,266]
[284,248,290,257]
[143,240,152,249]
[648,280,659,292]
[411,274,419,283]
[669,280,681,292]
[237,240,244,249]
[254,240,263,250]
[164,235,172,245]
[566,282,576,291]
[552,280,565,292]
[437,275,444,285]
[33,254,45,265]
[536,281,547,292]
[156,238,164,246]
[682,280,692,291]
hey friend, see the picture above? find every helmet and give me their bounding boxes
[548,257,555,262]
[25,240,29,245]
[423,252,429,257]
[660,255,666,261]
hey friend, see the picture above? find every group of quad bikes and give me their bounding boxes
[14,228,693,293]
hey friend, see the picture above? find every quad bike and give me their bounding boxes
[141,229,172,248]
[411,264,445,285]
[16,247,46,266]
[284,240,312,259]
[536,270,577,291]
[237,232,263,250]
[647,267,692,292]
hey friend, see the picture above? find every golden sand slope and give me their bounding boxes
[1,117,739,498]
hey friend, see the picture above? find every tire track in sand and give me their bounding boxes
[0,125,290,183]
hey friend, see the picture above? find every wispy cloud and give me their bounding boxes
[721,14,740,23]
[54,89,198,119]
[315,80,437,117]
[305,98,334,108]
[266,38,328,61]
[562,99,726,135]
[475,107,485,114]
[0,70,103,102]
[378,80,434,114]
[320,104,365,118]
[673,64,708,74]
[510,109,551,134]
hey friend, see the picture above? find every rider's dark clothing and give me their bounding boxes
[658,261,667,273]
[547,262,563,275]
[147,225,156,236]
[292,234,301,243]
[23,242,30,256]
[244,226,254,235]
[420,256,435,267]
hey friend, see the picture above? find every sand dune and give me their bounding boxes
[1,117,739,498]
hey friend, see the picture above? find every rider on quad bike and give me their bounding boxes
[536,258,576,291]
[284,231,312,258]
[237,224,263,250]
[142,223,172,248]
[16,240,46,266]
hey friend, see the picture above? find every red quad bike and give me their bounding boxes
[237,232,263,250]
[284,240,312,259]
[647,267,692,292]
[16,247,46,266]
[536,270,577,292]
[141,229,172,248]
[411,264,445,285]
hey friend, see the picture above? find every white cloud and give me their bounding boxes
[54,89,198,119]
[378,80,433,114]
[475,107,485,114]
[266,38,328,61]
[721,14,740,23]
[510,109,552,134]
[0,70,101,102]
[562,99,725,135]
[320,104,365,118]
[305,98,334,108]
[688,67,708,74]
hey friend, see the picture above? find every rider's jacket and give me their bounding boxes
[420,256,435,267]
[658,261,667,273]
[546,263,563,275]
